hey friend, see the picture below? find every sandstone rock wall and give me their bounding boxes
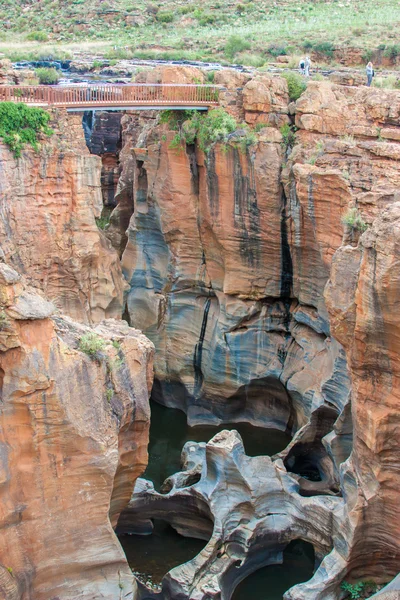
[115,74,400,596]
[0,110,126,325]
[120,88,350,445]
[0,263,154,600]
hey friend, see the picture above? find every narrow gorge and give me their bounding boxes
[0,65,399,600]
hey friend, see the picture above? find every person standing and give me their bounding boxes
[305,55,311,77]
[366,61,374,86]
[299,57,305,75]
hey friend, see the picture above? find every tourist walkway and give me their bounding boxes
[0,84,220,111]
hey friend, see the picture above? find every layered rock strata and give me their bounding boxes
[114,73,400,597]
[0,263,154,600]
[0,110,125,324]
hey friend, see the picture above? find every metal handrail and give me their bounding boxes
[0,84,221,107]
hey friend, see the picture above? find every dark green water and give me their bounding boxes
[119,519,205,587]
[232,540,315,600]
[143,399,292,490]
[119,400,304,595]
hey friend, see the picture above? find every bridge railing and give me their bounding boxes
[0,84,221,107]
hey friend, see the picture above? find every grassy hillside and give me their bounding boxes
[1,0,400,66]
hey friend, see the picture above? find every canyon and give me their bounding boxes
[0,66,399,600]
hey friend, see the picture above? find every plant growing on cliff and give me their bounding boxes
[282,72,307,102]
[78,332,106,358]
[0,309,9,330]
[280,123,296,149]
[341,580,378,599]
[162,108,240,153]
[342,208,368,233]
[0,102,53,158]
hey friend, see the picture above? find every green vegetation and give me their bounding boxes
[0,102,53,158]
[282,72,307,102]
[0,0,400,66]
[95,214,110,230]
[106,388,114,402]
[341,208,368,233]
[161,108,256,154]
[280,123,296,148]
[224,35,251,60]
[78,332,106,358]
[156,11,174,23]
[312,41,335,58]
[341,580,378,600]
[35,67,60,85]
[0,310,9,330]
[26,30,49,42]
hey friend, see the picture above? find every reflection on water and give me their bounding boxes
[232,540,315,600]
[143,399,292,490]
[118,519,206,586]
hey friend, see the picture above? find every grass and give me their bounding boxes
[0,0,400,66]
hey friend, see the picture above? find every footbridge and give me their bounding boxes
[0,83,220,111]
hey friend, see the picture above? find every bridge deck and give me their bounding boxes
[0,84,220,110]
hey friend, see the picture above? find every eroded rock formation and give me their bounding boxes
[0,263,154,599]
[0,110,126,325]
[111,72,400,598]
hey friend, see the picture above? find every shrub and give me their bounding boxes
[162,108,239,153]
[198,13,216,25]
[0,310,9,330]
[184,108,238,152]
[268,44,288,57]
[280,123,296,148]
[384,44,400,60]
[35,67,59,85]
[237,52,264,67]
[341,582,365,600]
[206,71,215,83]
[78,332,106,357]
[26,30,48,42]
[156,11,174,23]
[224,35,251,60]
[0,102,53,158]
[282,72,307,101]
[313,41,335,58]
[341,208,368,232]
[95,214,110,230]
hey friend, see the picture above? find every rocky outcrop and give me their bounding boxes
[120,89,350,457]
[120,430,346,600]
[0,263,154,600]
[0,109,126,325]
[326,206,400,580]
[114,74,400,598]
